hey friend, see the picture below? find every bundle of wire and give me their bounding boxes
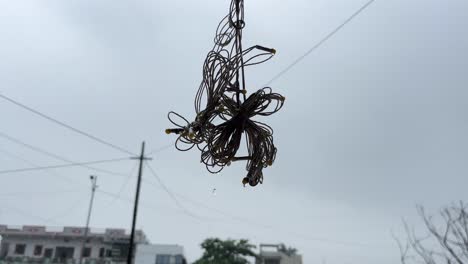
[166,0,285,187]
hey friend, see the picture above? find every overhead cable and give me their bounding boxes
[264,0,376,86]
[0,93,135,156]
[0,157,130,175]
[144,162,208,221]
[0,131,129,177]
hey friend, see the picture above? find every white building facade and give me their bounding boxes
[256,244,303,264]
[134,245,186,264]
[0,225,147,264]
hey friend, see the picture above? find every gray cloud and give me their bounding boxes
[1,0,467,263]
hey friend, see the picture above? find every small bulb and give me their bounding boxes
[165,129,172,134]
[242,177,249,186]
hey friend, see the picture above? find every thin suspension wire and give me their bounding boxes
[0,131,68,161]
[264,0,376,86]
[144,162,207,221]
[96,188,212,221]
[0,147,79,185]
[139,177,384,248]
[103,162,139,208]
[43,197,86,223]
[0,131,129,177]
[146,143,174,156]
[0,157,130,175]
[0,93,135,156]
[0,190,81,197]
[1,203,63,225]
[0,147,133,222]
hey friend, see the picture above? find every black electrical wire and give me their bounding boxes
[2,204,63,225]
[0,131,129,177]
[264,0,376,86]
[103,162,139,208]
[43,197,86,223]
[0,93,135,156]
[0,190,81,197]
[166,0,284,186]
[0,157,130,175]
[145,161,208,221]
[0,147,78,185]
[146,143,174,156]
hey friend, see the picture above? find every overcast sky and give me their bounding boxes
[1,0,468,263]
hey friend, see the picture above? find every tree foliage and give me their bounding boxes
[193,238,257,264]
[277,243,298,256]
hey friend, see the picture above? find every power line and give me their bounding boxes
[146,143,174,156]
[43,197,86,223]
[0,190,81,197]
[140,169,383,248]
[97,189,138,204]
[1,192,86,226]
[0,93,135,156]
[1,204,63,226]
[0,131,69,162]
[0,158,385,245]
[144,162,207,221]
[0,131,129,177]
[96,189,209,220]
[0,147,79,185]
[103,162,139,208]
[100,169,385,249]
[178,193,379,247]
[264,0,376,86]
[0,157,130,175]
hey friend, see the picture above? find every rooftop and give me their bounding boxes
[0,225,147,242]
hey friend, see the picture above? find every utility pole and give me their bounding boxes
[127,142,151,264]
[79,175,98,264]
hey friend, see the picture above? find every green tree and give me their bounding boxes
[193,238,256,264]
[277,243,298,256]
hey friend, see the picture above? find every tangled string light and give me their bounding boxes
[166,0,285,187]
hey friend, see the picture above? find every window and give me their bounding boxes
[34,245,43,256]
[44,249,53,258]
[82,247,91,258]
[175,255,185,264]
[14,244,26,255]
[55,247,75,259]
[106,249,112,257]
[155,254,171,264]
[99,248,105,258]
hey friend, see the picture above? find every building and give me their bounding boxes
[256,244,303,264]
[134,244,186,264]
[0,225,148,263]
